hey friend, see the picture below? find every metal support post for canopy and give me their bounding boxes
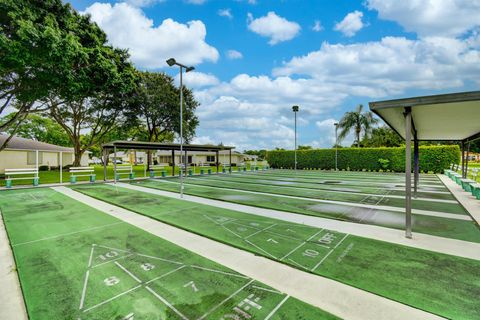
[413,135,419,198]
[171,150,175,177]
[404,107,412,239]
[184,149,187,177]
[113,146,117,184]
[466,141,470,177]
[461,141,466,178]
[103,148,107,181]
[229,149,232,172]
[59,151,63,184]
[216,150,219,173]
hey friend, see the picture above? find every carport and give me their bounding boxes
[369,91,480,238]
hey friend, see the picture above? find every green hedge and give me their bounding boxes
[266,145,460,173]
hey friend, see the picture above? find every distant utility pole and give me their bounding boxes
[292,105,299,171]
[334,122,339,171]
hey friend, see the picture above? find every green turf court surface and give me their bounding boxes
[132,178,480,243]
[0,188,336,320]
[72,183,480,319]
[163,175,465,214]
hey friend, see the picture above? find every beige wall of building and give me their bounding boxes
[0,149,88,173]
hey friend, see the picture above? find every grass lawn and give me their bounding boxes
[0,188,335,320]
[132,179,480,243]
[72,183,480,320]
[0,164,266,187]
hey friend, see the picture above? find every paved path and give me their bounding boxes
[152,179,471,221]
[438,174,480,225]
[116,182,480,261]
[0,210,28,320]
[53,186,443,320]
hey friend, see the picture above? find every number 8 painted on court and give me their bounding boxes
[141,263,155,271]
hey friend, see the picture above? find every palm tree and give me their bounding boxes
[337,104,378,147]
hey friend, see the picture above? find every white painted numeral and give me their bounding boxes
[249,222,260,227]
[318,233,336,245]
[302,249,319,258]
[286,229,295,233]
[141,263,155,271]
[267,238,278,244]
[237,227,247,232]
[104,276,120,286]
[183,280,199,292]
[99,251,118,261]
[122,313,134,320]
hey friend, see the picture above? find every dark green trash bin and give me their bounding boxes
[208,168,212,175]
[5,179,12,188]
[70,176,77,184]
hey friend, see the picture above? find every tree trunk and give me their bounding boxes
[73,142,83,167]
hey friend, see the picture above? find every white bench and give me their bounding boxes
[115,165,135,180]
[149,164,168,178]
[69,167,95,183]
[5,168,39,188]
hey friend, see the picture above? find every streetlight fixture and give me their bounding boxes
[166,58,195,198]
[292,105,299,171]
[334,122,339,171]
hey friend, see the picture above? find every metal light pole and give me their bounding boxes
[167,58,195,199]
[334,122,339,171]
[292,105,299,171]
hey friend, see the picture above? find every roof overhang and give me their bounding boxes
[369,91,480,141]
[102,141,235,152]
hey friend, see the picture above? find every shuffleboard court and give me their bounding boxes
[72,183,480,320]
[202,173,455,201]
[133,179,480,243]
[0,188,337,320]
[166,176,466,215]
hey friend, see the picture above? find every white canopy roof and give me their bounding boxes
[369,91,480,141]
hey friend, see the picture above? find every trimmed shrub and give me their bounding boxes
[266,145,460,173]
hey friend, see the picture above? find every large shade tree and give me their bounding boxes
[337,104,378,147]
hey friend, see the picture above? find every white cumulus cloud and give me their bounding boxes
[366,0,480,37]
[175,71,219,88]
[226,50,243,59]
[312,20,323,32]
[247,12,301,45]
[334,10,364,37]
[218,8,233,19]
[83,2,219,69]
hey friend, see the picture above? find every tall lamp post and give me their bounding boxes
[166,58,195,199]
[334,122,339,171]
[292,105,299,171]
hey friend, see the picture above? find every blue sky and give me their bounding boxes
[69,0,480,151]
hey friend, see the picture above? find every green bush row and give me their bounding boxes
[266,145,460,173]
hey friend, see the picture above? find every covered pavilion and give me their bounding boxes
[369,90,480,238]
[101,141,235,181]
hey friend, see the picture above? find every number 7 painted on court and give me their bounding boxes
[183,280,199,292]
[267,238,278,244]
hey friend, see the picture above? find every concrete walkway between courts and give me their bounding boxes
[53,186,443,320]
[438,174,480,225]
[115,182,480,261]
[0,210,28,320]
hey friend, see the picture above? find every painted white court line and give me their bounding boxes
[190,265,250,279]
[55,186,445,320]
[115,261,142,283]
[244,223,277,239]
[190,177,457,204]
[244,239,278,259]
[108,183,480,261]
[136,253,183,266]
[251,285,282,294]
[92,253,134,269]
[264,295,290,320]
[145,286,189,320]
[280,242,306,260]
[12,221,125,247]
[311,250,334,272]
[87,245,95,268]
[145,265,186,285]
[152,179,471,221]
[197,279,255,320]
[79,270,90,310]
[83,285,142,313]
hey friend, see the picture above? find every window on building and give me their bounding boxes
[27,151,43,165]
[206,155,215,162]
